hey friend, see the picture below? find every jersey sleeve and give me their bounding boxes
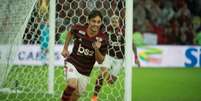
[70,24,80,39]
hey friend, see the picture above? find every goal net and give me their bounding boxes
[56,0,126,101]
[0,0,37,91]
[0,0,130,101]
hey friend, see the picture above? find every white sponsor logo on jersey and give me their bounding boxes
[77,44,94,56]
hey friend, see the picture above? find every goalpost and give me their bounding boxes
[125,0,133,101]
[48,0,56,94]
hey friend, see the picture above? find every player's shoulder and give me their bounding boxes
[71,24,87,36]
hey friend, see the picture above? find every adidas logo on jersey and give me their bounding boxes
[77,44,94,56]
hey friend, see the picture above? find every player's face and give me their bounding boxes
[88,16,102,34]
[111,19,119,28]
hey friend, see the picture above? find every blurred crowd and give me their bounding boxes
[133,0,201,45]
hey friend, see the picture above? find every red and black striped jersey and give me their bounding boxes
[66,24,108,76]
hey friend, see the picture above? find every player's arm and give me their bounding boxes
[61,32,73,58]
[92,41,105,64]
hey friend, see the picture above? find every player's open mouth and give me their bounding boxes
[91,26,98,31]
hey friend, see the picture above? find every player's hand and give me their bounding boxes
[61,49,70,58]
[135,59,141,67]
[92,41,101,50]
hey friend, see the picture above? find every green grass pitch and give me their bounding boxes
[0,66,201,101]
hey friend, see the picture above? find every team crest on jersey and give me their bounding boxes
[79,30,86,35]
[96,37,103,42]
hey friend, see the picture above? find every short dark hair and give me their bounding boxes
[88,10,103,21]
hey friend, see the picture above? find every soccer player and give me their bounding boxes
[91,15,140,101]
[61,10,108,101]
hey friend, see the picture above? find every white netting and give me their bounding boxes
[0,0,126,101]
[0,0,37,90]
